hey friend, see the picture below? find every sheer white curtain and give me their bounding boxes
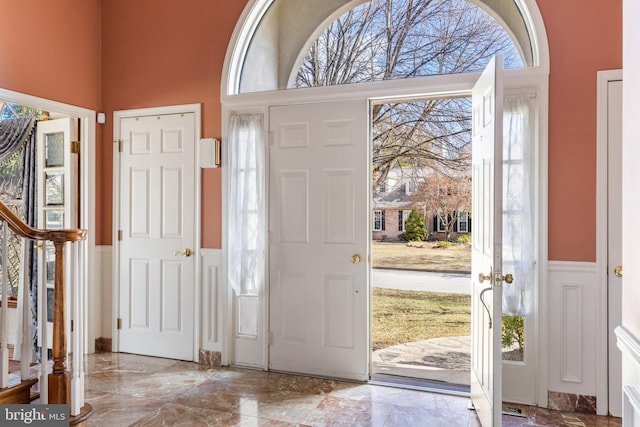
[228,114,265,295]
[502,96,535,315]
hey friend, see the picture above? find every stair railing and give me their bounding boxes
[0,201,87,415]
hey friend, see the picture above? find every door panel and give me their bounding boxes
[269,100,369,381]
[471,56,504,426]
[36,118,78,349]
[118,113,196,361]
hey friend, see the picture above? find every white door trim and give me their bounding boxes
[0,88,97,353]
[596,69,623,416]
[112,103,202,361]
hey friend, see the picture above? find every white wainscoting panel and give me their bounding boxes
[548,261,599,395]
[617,327,640,426]
[201,249,222,352]
[97,245,112,343]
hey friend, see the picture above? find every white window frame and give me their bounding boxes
[373,209,384,231]
[399,210,411,231]
[436,212,447,233]
[458,210,469,233]
[405,181,416,195]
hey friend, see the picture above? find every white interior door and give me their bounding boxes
[36,118,78,349]
[118,113,196,361]
[470,56,504,426]
[607,78,623,417]
[269,100,369,381]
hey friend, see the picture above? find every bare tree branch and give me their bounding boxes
[294,0,521,180]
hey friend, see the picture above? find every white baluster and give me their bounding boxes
[0,222,9,388]
[39,240,48,404]
[17,237,33,379]
[71,241,81,415]
[78,239,86,410]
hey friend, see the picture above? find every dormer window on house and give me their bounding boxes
[405,181,416,195]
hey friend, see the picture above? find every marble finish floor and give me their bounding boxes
[84,352,622,426]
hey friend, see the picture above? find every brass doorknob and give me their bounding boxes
[174,248,192,257]
[504,274,514,284]
[478,272,492,284]
[351,254,362,264]
[614,265,622,278]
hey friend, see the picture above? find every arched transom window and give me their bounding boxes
[235,0,537,94]
[293,0,523,89]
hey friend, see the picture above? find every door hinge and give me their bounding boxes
[117,230,123,241]
[70,141,80,154]
[115,139,123,153]
[71,320,74,332]
[268,331,273,345]
[117,318,122,330]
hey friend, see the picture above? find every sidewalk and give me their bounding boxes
[372,336,471,387]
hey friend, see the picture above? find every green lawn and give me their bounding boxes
[371,241,472,351]
[372,241,471,273]
[372,288,471,350]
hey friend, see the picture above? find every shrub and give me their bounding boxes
[435,240,453,249]
[502,315,524,350]
[456,234,471,245]
[404,209,428,241]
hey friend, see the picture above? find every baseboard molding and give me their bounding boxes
[547,390,596,414]
[199,349,222,366]
[95,337,112,353]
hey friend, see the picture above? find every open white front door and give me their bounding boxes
[470,56,504,426]
[269,100,369,381]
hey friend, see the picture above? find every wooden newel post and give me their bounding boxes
[49,240,70,404]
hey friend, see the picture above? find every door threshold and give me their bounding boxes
[369,373,470,397]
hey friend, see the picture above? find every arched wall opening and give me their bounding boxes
[219,0,551,408]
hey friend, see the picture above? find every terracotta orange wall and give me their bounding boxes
[538,0,622,261]
[100,0,247,247]
[0,1,102,242]
[8,1,617,257]
[0,1,102,110]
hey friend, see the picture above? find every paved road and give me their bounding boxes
[372,269,471,295]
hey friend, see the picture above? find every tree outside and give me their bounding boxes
[413,172,471,241]
[294,0,522,189]
[403,209,428,241]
